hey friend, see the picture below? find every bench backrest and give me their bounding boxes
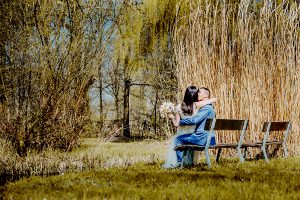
[205,118,248,131]
[262,122,290,132]
[204,118,249,150]
[261,121,291,144]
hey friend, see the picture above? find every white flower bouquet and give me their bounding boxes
[159,102,175,118]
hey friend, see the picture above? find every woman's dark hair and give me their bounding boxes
[181,86,199,115]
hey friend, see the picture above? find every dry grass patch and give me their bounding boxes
[0,138,169,180]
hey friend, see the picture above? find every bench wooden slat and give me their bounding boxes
[266,141,283,145]
[242,143,262,147]
[174,145,204,151]
[242,141,283,147]
[262,122,289,132]
[212,144,239,148]
[205,118,248,131]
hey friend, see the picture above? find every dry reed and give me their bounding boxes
[174,1,300,156]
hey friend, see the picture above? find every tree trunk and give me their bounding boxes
[115,94,119,118]
[154,90,158,135]
[0,44,7,104]
[123,79,131,137]
[98,65,103,131]
[114,58,120,119]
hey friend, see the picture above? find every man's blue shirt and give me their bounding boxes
[178,104,216,146]
[179,104,215,134]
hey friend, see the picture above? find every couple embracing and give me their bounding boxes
[162,86,217,169]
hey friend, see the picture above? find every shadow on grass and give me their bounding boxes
[105,135,166,143]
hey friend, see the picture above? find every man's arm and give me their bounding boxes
[179,106,212,126]
[195,98,217,109]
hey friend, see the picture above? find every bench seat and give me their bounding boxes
[176,141,283,151]
[175,143,240,151]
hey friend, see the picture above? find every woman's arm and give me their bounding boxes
[168,113,180,127]
[195,97,217,109]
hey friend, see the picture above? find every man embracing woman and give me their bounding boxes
[162,86,217,169]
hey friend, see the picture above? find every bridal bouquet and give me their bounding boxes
[159,102,175,118]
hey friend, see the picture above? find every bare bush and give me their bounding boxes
[0,0,116,156]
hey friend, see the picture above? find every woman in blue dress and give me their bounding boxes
[162,86,216,169]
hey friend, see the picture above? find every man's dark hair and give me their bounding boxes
[199,87,211,98]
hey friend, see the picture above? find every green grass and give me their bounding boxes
[1,139,299,199]
[1,157,300,200]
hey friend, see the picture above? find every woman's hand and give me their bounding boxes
[168,113,175,119]
[168,113,179,127]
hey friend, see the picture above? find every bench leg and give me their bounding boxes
[204,149,211,168]
[282,144,288,157]
[216,148,222,163]
[193,151,200,165]
[237,147,245,162]
[243,147,248,160]
[181,150,187,168]
[261,146,269,163]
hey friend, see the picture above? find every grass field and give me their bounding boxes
[1,139,299,199]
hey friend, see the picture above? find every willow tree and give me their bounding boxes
[109,0,189,137]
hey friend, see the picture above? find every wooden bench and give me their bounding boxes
[174,118,249,168]
[242,121,291,162]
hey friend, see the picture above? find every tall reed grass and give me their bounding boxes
[174,1,300,155]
